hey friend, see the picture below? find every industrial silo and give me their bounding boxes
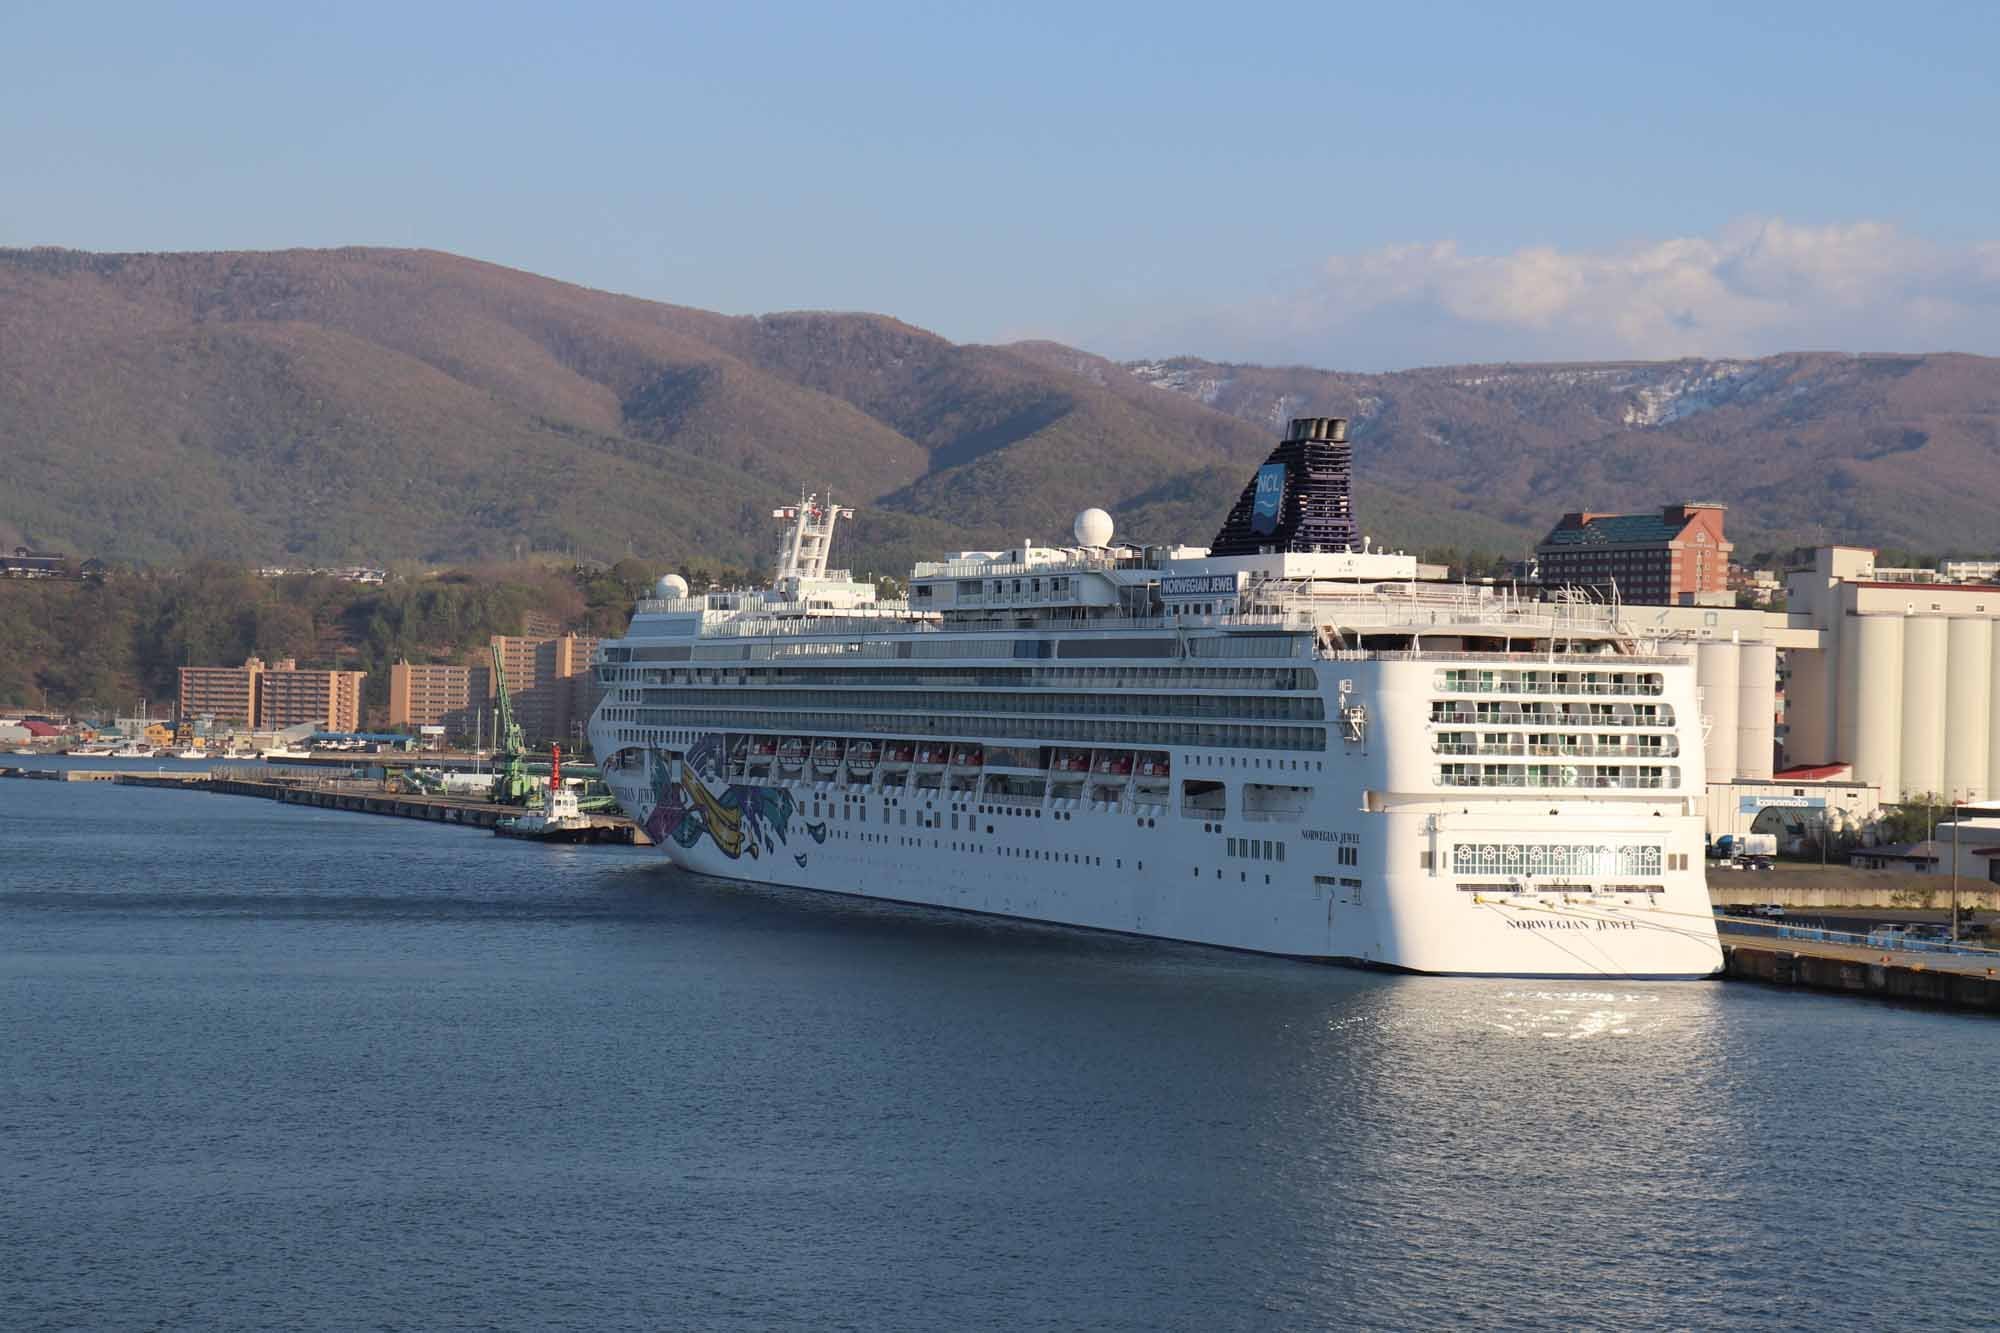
[1736,642,1777,780]
[1944,617,1992,801]
[1852,614,1905,801]
[1900,616,1948,800]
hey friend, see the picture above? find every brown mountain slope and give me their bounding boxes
[1119,353,2000,554]
[4,247,1392,567]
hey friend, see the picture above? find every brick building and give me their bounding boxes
[177,657,366,731]
[1535,502,1732,605]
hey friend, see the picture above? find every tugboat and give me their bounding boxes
[494,745,599,843]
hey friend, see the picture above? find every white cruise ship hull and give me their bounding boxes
[591,736,1722,979]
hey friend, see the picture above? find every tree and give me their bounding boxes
[1875,792,1951,846]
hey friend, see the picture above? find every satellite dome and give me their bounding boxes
[654,574,690,599]
[1073,508,1114,547]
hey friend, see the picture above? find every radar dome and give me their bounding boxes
[1073,508,1114,547]
[654,574,690,599]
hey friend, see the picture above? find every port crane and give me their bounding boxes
[488,643,537,805]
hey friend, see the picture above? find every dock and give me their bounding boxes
[1719,927,2000,1013]
[2,765,648,844]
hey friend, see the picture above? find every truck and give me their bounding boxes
[1714,833,1777,863]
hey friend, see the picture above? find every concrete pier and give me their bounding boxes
[1721,932,2000,1013]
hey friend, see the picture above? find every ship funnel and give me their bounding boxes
[1208,417,1357,556]
[1286,416,1348,443]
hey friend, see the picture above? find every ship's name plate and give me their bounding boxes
[1505,919,1637,931]
[1159,574,1242,600]
[1301,829,1359,844]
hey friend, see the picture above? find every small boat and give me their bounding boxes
[173,747,207,760]
[495,744,601,843]
[880,742,915,768]
[915,743,948,768]
[1052,748,1091,773]
[948,744,984,770]
[1137,752,1171,779]
[776,737,807,772]
[110,743,155,758]
[811,738,845,774]
[847,740,879,775]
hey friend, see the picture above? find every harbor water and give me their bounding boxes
[4,766,1997,1330]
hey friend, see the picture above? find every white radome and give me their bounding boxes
[1073,508,1114,547]
[655,574,690,599]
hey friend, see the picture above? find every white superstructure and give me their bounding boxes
[589,435,1722,977]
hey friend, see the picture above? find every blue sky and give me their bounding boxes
[4,1,1997,368]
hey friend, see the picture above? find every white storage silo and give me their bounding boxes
[1900,617,1947,800]
[1989,634,2000,802]
[1697,642,1740,784]
[1735,642,1777,780]
[1852,614,1905,801]
[1944,617,1991,802]
[1834,612,1861,772]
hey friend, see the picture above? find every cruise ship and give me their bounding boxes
[588,418,1723,977]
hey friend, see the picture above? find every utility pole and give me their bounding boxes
[1951,801,1961,946]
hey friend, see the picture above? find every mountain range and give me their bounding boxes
[3,246,1997,572]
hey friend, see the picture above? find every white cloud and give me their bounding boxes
[1119,218,2000,370]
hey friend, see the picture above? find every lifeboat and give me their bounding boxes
[1053,748,1091,773]
[811,738,845,773]
[847,740,879,775]
[748,736,778,760]
[880,742,915,768]
[1093,750,1135,777]
[1137,752,1171,778]
[777,737,808,772]
[949,745,984,770]
[915,743,948,768]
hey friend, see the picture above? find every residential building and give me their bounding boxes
[178,659,264,724]
[387,661,489,736]
[491,633,599,746]
[176,657,366,731]
[388,633,600,745]
[1535,503,1733,605]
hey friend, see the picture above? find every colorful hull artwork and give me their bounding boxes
[640,734,828,862]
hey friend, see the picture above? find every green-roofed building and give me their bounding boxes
[1535,503,1732,605]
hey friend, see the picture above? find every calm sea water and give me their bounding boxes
[4,763,1997,1331]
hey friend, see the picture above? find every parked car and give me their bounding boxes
[1752,903,1787,919]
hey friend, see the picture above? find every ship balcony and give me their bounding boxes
[1433,741,1679,759]
[1428,707,1673,728]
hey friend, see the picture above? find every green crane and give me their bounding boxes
[489,643,537,805]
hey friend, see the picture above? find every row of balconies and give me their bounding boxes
[1435,768,1678,790]
[1429,706,1673,728]
[1433,740,1679,758]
